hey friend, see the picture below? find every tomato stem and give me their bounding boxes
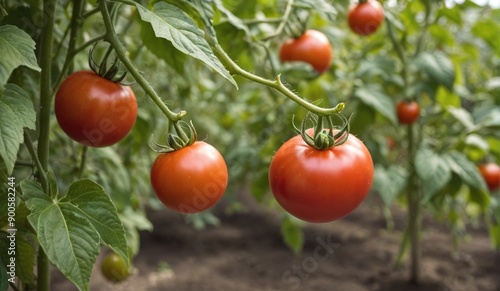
[212,43,344,116]
[99,0,185,123]
[260,0,296,41]
[37,0,59,289]
[406,123,422,284]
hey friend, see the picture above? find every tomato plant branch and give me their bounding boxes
[77,146,88,179]
[37,0,58,289]
[52,0,85,92]
[260,0,295,41]
[23,131,48,187]
[99,0,185,122]
[211,43,345,116]
[386,19,408,87]
[406,124,422,284]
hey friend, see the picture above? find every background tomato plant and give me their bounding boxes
[1,0,500,290]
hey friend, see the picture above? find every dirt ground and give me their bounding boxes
[51,189,499,291]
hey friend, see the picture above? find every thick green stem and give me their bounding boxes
[99,0,185,122]
[260,0,295,41]
[211,44,344,116]
[77,146,88,179]
[52,0,84,92]
[37,0,57,289]
[406,124,421,284]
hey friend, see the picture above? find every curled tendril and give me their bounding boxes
[293,112,351,151]
[149,120,197,153]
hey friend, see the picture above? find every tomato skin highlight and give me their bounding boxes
[269,129,374,223]
[279,30,333,74]
[150,142,228,214]
[396,101,420,125]
[348,0,384,36]
[55,70,137,147]
[479,162,500,191]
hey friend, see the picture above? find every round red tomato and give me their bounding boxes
[150,142,228,214]
[269,129,374,223]
[396,101,420,125]
[55,70,137,147]
[279,30,333,74]
[348,0,384,36]
[101,253,130,283]
[478,162,500,191]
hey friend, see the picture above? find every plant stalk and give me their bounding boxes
[37,0,58,289]
[407,123,421,284]
[211,43,344,116]
[99,0,185,122]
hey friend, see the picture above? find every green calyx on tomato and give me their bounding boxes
[269,126,374,223]
[150,120,197,153]
[294,112,350,151]
[150,141,229,214]
[279,30,333,74]
[101,253,130,283]
[89,42,128,83]
[348,0,384,36]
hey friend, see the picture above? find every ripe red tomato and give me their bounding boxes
[101,253,130,282]
[269,129,374,223]
[396,101,420,125]
[279,30,333,74]
[348,0,384,36]
[55,70,137,147]
[478,162,500,191]
[150,142,228,214]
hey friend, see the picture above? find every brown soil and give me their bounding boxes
[51,190,499,291]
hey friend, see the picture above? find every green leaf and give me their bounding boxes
[447,107,474,131]
[280,217,304,254]
[139,20,187,74]
[213,0,250,35]
[16,234,36,285]
[414,51,455,90]
[373,165,407,206]
[0,84,36,175]
[354,85,397,125]
[21,179,128,291]
[435,86,460,108]
[0,25,40,90]
[445,151,487,190]
[135,2,237,88]
[415,148,452,202]
[471,18,500,55]
[60,179,129,267]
